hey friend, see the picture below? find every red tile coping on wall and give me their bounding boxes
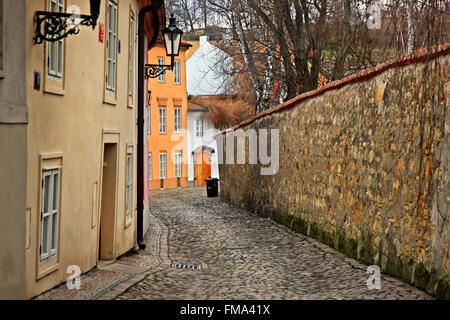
[220,43,450,135]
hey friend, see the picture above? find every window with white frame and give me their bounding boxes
[173,60,180,84]
[196,119,204,137]
[148,154,152,180]
[159,153,166,179]
[174,152,182,178]
[125,153,133,218]
[157,57,165,83]
[159,108,166,134]
[47,0,64,78]
[106,0,118,91]
[128,14,135,97]
[174,108,181,133]
[40,168,60,261]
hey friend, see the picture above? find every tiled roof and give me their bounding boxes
[220,43,450,135]
[188,101,208,112]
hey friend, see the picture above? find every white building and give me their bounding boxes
[185,35,229,186]
[186,36,233,96]
[187,101,219,186]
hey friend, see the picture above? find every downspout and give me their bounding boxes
[137,0,164,249]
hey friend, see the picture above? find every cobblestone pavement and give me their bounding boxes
[117,187,433,300]
[34,210,164,300]
[34,268,133,300]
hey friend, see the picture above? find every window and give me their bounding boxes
[157,57,165,83]
[173,60,180,84]
[196,120,204,137]
[125,153,133,218]
[174,152,182,178]
[159,153,166,179]
[148,154,152,180]
[174,108,181,133]
[106,0,118,91]
[40,168,60,262]
[47,0,64,78]
[159,108,166,134]
[128,14,135,98]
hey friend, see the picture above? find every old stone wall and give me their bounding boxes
[219,49,449,299]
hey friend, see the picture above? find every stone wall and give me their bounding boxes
[218,48,450,299]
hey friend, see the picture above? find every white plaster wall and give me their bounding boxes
[187,111,219,184]
[186,36,232,96]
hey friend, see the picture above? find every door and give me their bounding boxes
[99,143,118,261]
[193,152,211,186]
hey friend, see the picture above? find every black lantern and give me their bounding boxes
[145,13,183,79]
[34,0,102,44]
[163,13,183,62]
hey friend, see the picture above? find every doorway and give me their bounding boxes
[194,151,211,186]
[99,143,118,261]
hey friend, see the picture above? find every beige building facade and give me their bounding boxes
[0,0,164,299]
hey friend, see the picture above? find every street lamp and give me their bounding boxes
[145,13,183,79]
[34,0,101,44]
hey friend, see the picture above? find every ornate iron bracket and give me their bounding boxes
[33,11,99,44]
[145,64,174,79]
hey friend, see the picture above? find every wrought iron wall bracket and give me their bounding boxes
[145,64,174,79]
[34,11,99,44]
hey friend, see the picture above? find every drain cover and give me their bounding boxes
[171,263,202,270]
[225,245,251,250]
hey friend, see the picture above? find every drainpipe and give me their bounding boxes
[137,0,164,250]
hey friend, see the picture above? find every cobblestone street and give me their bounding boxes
[116,187,432,300]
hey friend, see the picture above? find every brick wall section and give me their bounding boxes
[219,47,449,299]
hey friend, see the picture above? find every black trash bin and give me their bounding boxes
[205,178,219,197]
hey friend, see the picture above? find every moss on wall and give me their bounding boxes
[219,53,450,299]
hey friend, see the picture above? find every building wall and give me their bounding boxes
[187,110,219,185]
[24,0,139,298]
[186,36,231,96]
[219,51,450,299]
[147,43,189,190]
[0,0,28,299]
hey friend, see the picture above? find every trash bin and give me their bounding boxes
[205,178,219,197]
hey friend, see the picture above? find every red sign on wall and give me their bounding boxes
[98,23,104,43]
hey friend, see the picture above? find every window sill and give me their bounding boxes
[124,217,133,229]
[127,97,134,109]
[37,259,59,280]
[104,92,117,106]
[44,87,65,96]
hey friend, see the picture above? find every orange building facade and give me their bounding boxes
[147,41,191,190]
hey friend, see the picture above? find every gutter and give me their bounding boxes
[137,0,165,250]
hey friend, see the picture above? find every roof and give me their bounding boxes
[220,43,450,135]
[188,101,208,112]
[185,41,201,60]
[138,0,166,49]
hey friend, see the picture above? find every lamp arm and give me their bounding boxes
[144,61,175,79]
